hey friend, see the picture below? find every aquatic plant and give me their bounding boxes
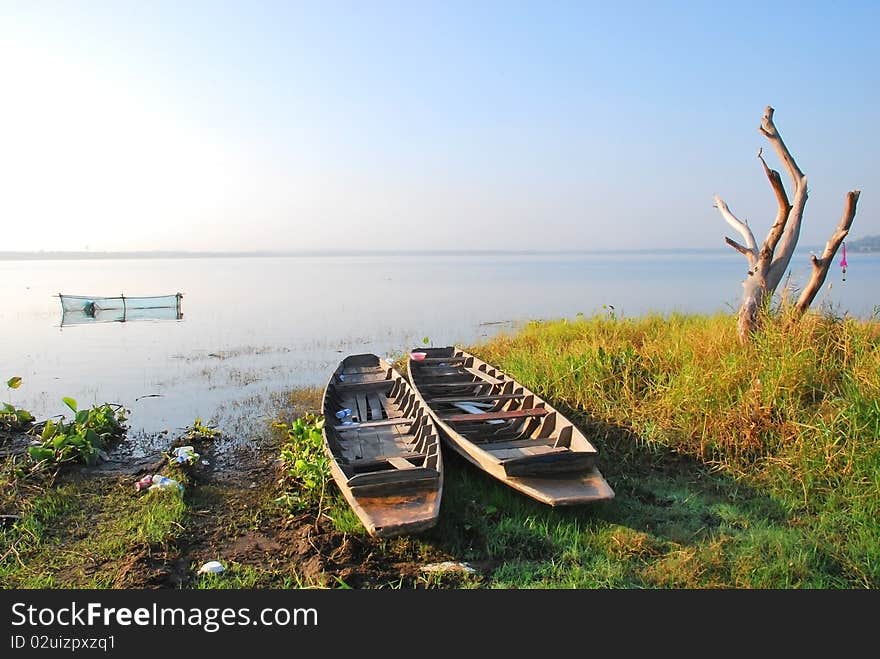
[181,416,220,441]
[1,376,35,432]
[28,397,128,467]
[273,413,328,511]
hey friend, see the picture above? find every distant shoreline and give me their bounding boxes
[0,247,838,261]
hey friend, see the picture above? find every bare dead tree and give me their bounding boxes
[714,106,860,343]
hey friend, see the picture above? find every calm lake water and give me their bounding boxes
[1,251,876,437]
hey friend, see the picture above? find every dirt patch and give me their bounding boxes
[0,428,32,458]
[226,532,282,558]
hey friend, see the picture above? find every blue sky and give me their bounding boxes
[1,1,877,252]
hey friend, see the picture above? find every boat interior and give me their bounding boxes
[409,347,597,476]
[324,355,441,493]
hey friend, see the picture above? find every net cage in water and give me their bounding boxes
[58,293,183,325]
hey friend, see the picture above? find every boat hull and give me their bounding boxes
[329,460,441,536]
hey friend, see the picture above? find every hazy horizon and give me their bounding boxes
[0,243,854,260]
[2,2,877,253]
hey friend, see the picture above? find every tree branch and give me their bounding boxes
[795,190,861,312]
[757,148,791,223]
[714,195,757,266]
[725,236,754,260]
[758,106,805,187]
[756,148,792,265]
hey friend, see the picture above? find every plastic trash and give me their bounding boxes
[410,351,427,361]
[453,401,494,411]
[136,474,184,494]
[134,475,154,492]
[152,476,183,494]
[151,475,183,493]
[336,408,354,425]
[172,445,199,465]
[453,402,504,424]
[197,560,225,575]
[420,561,477,574]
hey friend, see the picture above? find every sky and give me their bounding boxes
[1,1,877,253]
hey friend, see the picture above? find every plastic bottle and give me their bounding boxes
[335,408,354,424]
[149,475,184,494]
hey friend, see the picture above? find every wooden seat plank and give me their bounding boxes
[347,467,439,488]
[440,407,548,423]
[344,365,384,374]
[334,417,415,432]
[416,381,490,389]
[463,368,505,385]
[415,367,504,385]
[339,373,390,384]
[428,393,527,404]
[412,356,468,364]
[386,456,417,470]
[491,446,568,460]
[347,452,427,472]
[476,437,558,451]
[332,380,394,392]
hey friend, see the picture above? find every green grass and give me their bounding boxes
[461,308,879,588]
[192,563,313,589]
[0,474,187,588]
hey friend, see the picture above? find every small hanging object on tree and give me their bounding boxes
[840,241,848,281]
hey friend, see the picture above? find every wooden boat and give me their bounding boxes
[408,347,614,506]
[321,354,443,537]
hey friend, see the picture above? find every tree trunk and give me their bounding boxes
[737,277,764,339]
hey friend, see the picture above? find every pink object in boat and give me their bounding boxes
[411,351,427,361]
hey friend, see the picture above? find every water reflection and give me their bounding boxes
[60,306,183,326]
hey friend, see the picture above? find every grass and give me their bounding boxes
[193,563,312,589]
[2,307,877,588]
[462,306,880,588]
[0,468,187,588]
